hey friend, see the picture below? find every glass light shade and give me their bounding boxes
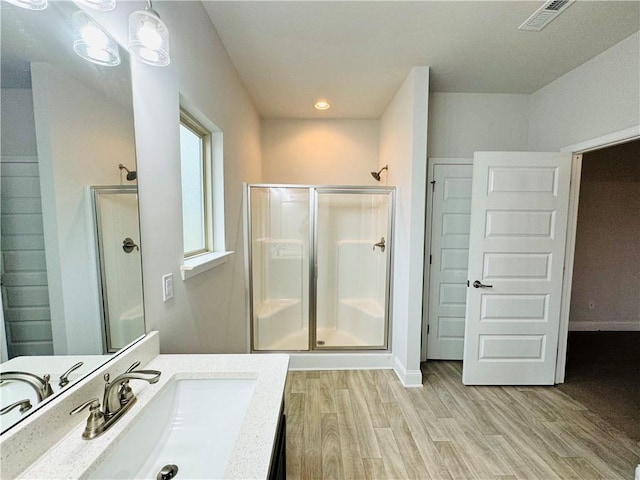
[4,0,48,10]
[72,11,121,67]
[128,8,170,67]
[75,0,116,12]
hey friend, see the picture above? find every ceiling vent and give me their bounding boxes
[518,0,575,31]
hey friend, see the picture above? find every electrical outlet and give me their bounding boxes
[588,300,595,310]
[162,273,174,302]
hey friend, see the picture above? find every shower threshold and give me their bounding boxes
[257,327,384,351]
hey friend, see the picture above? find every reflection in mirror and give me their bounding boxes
[0,1,145,433]
[91,186,144,352]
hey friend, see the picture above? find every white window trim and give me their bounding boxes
[180,109,212,258]
[181,251,234,280]
[178,97,228,281]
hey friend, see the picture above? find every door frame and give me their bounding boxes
[421,158,472,362]
[555,125,640,383]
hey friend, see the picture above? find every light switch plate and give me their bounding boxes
[162,273,174,302]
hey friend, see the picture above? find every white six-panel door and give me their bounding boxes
[426,163,472,359]
[462,152,572,385]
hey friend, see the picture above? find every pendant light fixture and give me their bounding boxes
[128,0,170,67]
[72,11,121,66]
[4,0,48,10]
[75,0,116,12]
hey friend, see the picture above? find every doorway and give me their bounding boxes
[559,139,640,441]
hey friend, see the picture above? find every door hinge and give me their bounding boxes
[429,254,432,265]
[427,324,430,334]
[430,180,436,192]
[467,280,470,287]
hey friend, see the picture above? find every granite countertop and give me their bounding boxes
[18,353,289,480]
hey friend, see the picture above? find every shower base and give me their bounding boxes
[257,327,377,351]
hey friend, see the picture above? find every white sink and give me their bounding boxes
[88,378,257,479]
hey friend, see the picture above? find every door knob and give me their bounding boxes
[472,280,493,288]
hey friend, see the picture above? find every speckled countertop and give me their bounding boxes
[18,353,290,480]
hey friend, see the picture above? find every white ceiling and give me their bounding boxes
[203,1,640,119]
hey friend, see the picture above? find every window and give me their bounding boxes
[178,106,230,279]
[180,109,211,257]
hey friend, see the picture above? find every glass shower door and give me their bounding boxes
[249,187,310,351]
[314,189,392,349]
[92,186,145,352]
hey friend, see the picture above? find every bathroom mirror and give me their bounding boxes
[0,1,145,433]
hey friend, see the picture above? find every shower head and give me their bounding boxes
[371,165,388,182]
[118,163,137,181]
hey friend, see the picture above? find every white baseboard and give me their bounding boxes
[288,352,394,370]
[393,357,423,388]
[569,321,640,331]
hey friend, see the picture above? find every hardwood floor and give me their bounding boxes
[284,361,640,479]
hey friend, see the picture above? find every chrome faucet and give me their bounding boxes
[70,362,161,439]
[102,368,161,416]
[0,371,54,402]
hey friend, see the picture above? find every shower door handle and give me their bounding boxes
[373,237,386,252]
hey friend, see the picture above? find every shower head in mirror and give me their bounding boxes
[118,164,137,181]
[371,165,388,181]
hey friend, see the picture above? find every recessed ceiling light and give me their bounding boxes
[314,100,330,110]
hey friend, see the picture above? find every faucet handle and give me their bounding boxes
[59,362,84,388]
[125,361,141,373]
[70,398,101,415]
[119,363,150,404]
[70,398,105,440]
[0,399,32,415]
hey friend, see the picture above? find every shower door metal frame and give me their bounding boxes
[90,185,144,354]
[311,186,395,351]
[246,184,395,353]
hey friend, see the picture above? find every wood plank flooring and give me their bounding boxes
[284,361,640,480]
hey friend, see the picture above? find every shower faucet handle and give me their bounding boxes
[122,238,139,253]
[373,237,386,252]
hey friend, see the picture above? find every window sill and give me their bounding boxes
[181,251,234,280]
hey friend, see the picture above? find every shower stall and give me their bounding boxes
[246,185,394,352]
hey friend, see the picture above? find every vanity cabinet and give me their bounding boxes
[269,401,286,480]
